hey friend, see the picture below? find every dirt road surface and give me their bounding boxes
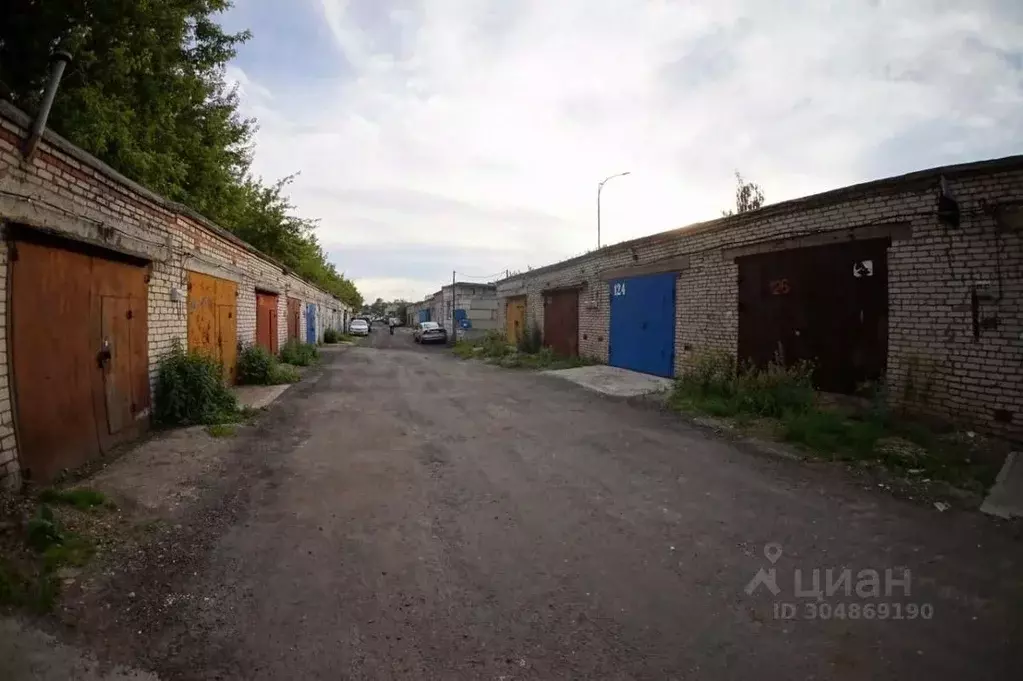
[25,327,1023,679]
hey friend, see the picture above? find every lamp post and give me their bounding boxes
[597,171,631,249]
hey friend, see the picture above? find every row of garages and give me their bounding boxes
[0,100,350,486]
[497,155,1023,440]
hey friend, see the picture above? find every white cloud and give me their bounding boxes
[227,0,1023,301]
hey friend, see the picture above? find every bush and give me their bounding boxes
[237,345,277,385]
[26,505,63,552]
[237,344,302,385]
[280,340,318,367]
[733,359,814,417]
[323,328,339,344]
[154,344,238,426]
[517,323,543,354]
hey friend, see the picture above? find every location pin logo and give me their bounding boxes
[764,542,783,564]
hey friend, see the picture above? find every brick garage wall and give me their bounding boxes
[497,158,1023,440]
[0,103,343,488]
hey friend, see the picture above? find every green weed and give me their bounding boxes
[671,350,995,491]
[237,345,301,385]
[37,488,113,511]
[270,363,301,383]
[0,560,58,613]
[280,340,318,367]
[26,505,64,552]
[154,343,239,426]
[206,423,237,438]
[323,328,339,344]
[237,344,277,385]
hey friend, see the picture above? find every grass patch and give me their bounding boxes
[206,423,237,438]
[0,560,59,613]
[670,350,995,491]
[37,488,113,511]
[1,503,100,613]
[323,328,340,344]
[280,340,319,367]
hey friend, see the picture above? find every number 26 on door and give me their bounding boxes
[613,282,627,296]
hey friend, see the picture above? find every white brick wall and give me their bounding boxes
[0,105,346,488]
[496,160,1023,441]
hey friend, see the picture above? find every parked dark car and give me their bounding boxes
[414,321,447,344]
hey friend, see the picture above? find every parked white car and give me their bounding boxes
[349,318,370,336]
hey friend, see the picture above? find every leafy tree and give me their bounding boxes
[0,0,362,310]
[394,300,409,322]
[722,171,765,216]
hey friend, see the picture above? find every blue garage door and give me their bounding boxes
[306,303,317,344]
[609,272,677,377]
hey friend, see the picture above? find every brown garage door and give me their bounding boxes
[187,272,238,384]
[256,291,279,355]
[11,235,150,483]
[543,289,579,358]
[286,297,301,341]
[737,239,888,394]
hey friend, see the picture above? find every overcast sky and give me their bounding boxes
[221,0,1023,303]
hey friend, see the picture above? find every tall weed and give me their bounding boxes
[280,340,318,367]
[154,344,238,426]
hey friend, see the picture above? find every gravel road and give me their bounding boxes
[37,329,1023,679]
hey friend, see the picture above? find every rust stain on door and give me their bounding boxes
[737,239,889,394]
[187,271,238,383]
[11,236,150,483]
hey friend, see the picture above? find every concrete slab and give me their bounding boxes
[232,384,291,411]
[980,452,1023,519]
[542,365,674,398]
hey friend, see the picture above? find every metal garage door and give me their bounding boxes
[306,303,317,344]
[543,289,579,357]
[505,296,526,345]
[286,297,301,341]
[256,291,279,355]
[609,272,677,378]
[11,234,150,482]
[187,271,238,384]
[737,239,888,394]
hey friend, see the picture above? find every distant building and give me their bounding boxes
[433,283,498,339]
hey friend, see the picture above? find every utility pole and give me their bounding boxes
[451,270,456,345]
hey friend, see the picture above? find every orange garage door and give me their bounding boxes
[187,271,238,383]
[11,235,150,482]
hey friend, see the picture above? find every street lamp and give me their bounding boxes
[597,171,631,249]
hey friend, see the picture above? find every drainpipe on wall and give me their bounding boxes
[22,50,73,162]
